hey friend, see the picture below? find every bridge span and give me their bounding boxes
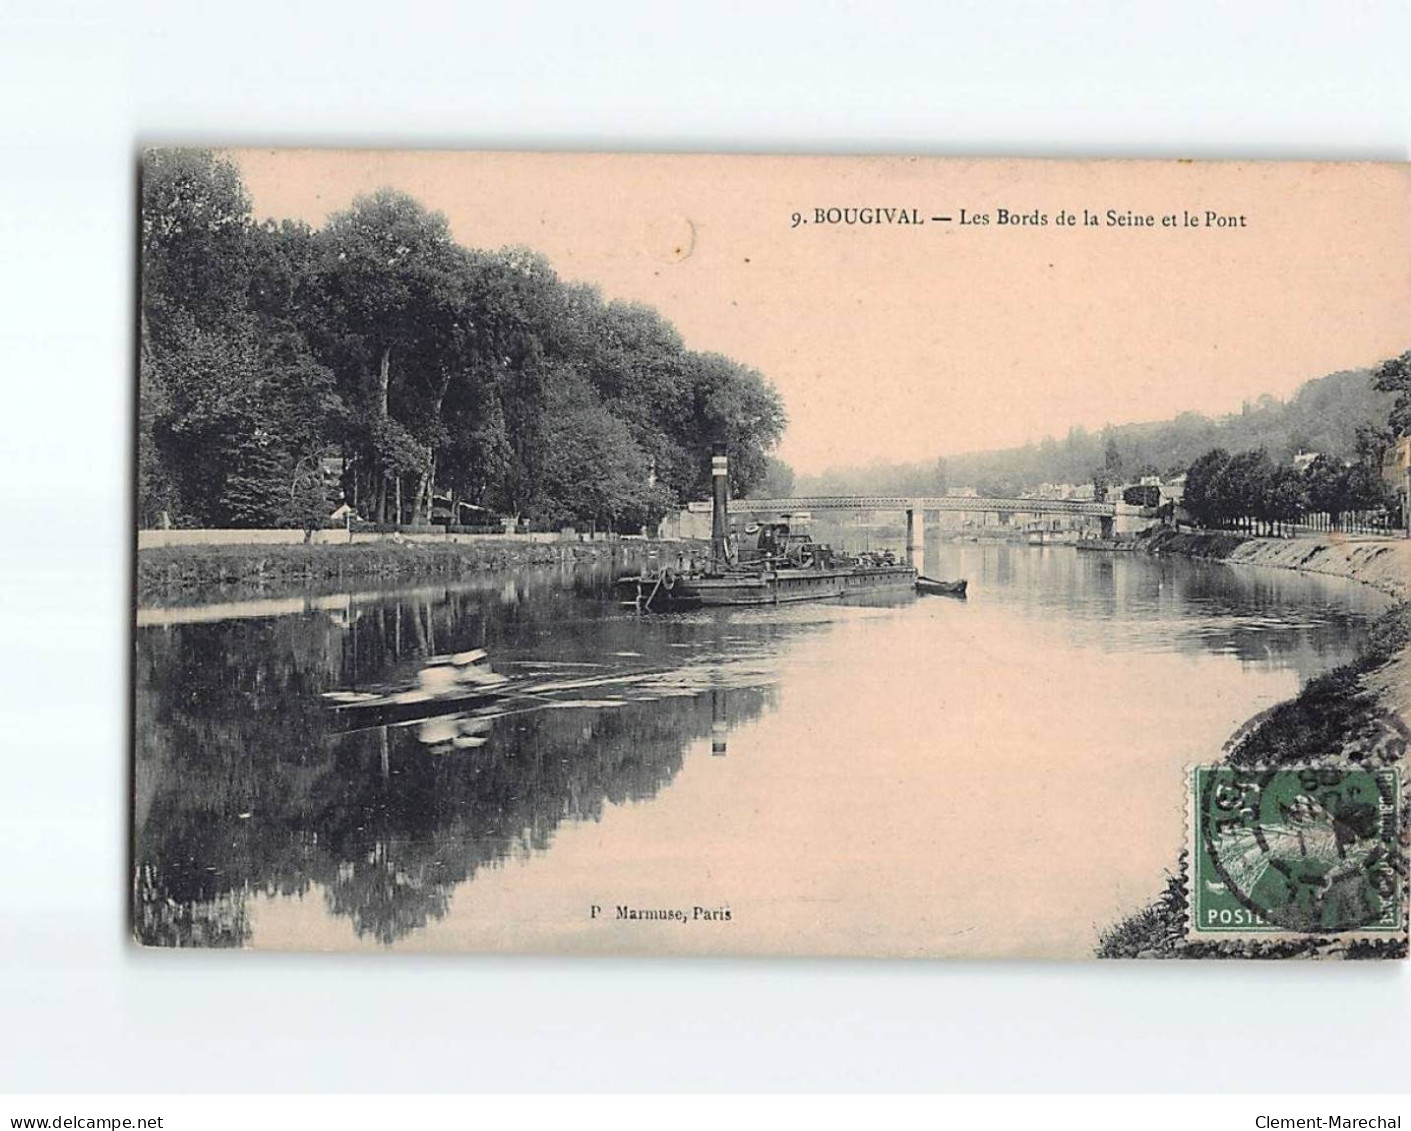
[732,495,1116,518]
[730,495,1126,568]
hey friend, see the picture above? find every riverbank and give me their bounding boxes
[1139,527,1410,600]
[136,538,692,604]
[1099,531,1410,959]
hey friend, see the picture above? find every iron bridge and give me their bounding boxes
[731,495,1117,518]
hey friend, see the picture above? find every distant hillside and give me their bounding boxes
[797,368,1395,496]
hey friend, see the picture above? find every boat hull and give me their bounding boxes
[915,576,967,597]
[623,565,916,609]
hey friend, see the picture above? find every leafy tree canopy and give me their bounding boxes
[139,151,786,532]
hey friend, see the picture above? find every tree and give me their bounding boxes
[536,369,660,531]
[1342,424,1395,530]
[1303,455,1350,531]
[140,151,353,529]
[137,356,178,527]
[456,248,570,520]
[438,364,512,519]
[1265,464,1307,536]
[1347,459,1393,523]
[1122,484,1161,508]
[680,352,786,499]
[286,459,337,542]
[753,457,796,499]
[314,190,465,521]
[147,321,347,528]
[141,149,253,339]
[1103,434,1123,479]
[1372,350,1411,437]
[221,434,290,528]
[1183,448,1231,528]
[144,313,265,525]
[140,149,259,525]
[258,333,345,480]
[1223,449,1275,532]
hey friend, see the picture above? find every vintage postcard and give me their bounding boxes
[133,150,1411,958]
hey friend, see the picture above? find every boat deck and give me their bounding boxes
[628,563,916,608]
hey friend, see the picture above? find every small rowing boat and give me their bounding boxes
[321,652,669,733]
[915,576,967,598]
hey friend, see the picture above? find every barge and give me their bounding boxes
[619,443,917,610]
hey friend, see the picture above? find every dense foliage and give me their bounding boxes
[139,150,787,531]
[1181,427,1397,535]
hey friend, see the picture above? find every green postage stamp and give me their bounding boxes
[1190,766,1404,938]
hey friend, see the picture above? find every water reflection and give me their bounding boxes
[133,563,799,948]
[133,546,1387,952]
[927,541,1386,676]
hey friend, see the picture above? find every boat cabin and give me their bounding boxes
[740,521,834,569]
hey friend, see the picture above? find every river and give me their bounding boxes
[132,541,1390,957]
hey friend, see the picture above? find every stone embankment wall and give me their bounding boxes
[1143,528,1411,600]
[1221,537,1410,601]
[137,528,589,549]
[135,538,698,602]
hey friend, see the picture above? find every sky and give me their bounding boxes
[229,150,1411,476]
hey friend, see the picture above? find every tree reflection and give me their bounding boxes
[133,569,775,947]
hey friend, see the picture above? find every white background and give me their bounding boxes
[2,0,1410,1094]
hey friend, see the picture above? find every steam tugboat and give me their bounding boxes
[619,444,917,610]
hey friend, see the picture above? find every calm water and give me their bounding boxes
[132,542,1389,956]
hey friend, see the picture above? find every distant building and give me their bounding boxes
[1292,450,1321,472]
[666,501,715,541]
[1034,483,1089,500]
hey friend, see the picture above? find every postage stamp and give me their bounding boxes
[1188,766,1404,938]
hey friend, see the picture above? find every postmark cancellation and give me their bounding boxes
[1188,766,1405,941]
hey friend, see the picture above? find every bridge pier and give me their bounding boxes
[906,506,925,573]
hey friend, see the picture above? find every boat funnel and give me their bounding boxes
[711,441,730,569]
